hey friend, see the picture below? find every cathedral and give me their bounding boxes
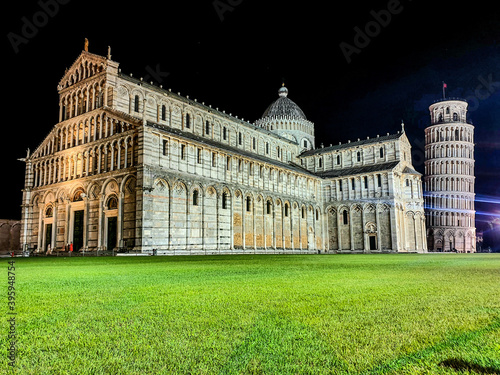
[20,47,428,254]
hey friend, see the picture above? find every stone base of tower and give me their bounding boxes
[426,227,476,253]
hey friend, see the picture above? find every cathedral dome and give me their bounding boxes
[261,85,307,120]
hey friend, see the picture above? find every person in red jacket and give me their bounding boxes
[69,243,73,253]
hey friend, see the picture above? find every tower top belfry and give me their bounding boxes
[429,98,468,125]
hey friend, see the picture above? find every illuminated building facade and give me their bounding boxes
[20,46,427,254]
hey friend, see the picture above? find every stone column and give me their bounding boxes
[401,209,407,251]
[421,216,427,252]
[83,196,89,250]
[85,152,90,177]
[86,89,90,113]
[388,173,395,197]
[97,86,102,108]
[92,85,97,110]
[59,99,64,122]
[337,209,342,251]
[289,205,293,251]
[376,206,382,251]
[350,208,354,251]
[168,186,172,251]
[298,207,302,251]
[130,138,134,167]
[263,201,267,250]
[414,214,419,251]
[216,192,220,252]
[51,202,58,250]
[33,165,38,188]
[37,204,43,251]
[242,198,246,250]
[63,200,70,248]
[125,139,131,169]
[281,204,285,250]
[103,83,108,107]
[230,194,234,251]
[362,207,367,252]
[322,210,327,252]
[186,194,191,254]
[272,204,276,251]
[110,144,115,171]
[20,160,33,250]
[73,94,78,118]
[202,192,206,254]
[97,149,102,174]
[117,192,124,249]
[104,117,109,138]
[388,206,395,251]
[97,195,104,249]
[253,200,257,252]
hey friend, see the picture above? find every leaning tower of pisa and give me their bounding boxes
[424,98,476,252]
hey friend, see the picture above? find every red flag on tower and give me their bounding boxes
[442,82,447,99]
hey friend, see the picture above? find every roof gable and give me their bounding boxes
[29,107,140,161]
[57,51,110,92]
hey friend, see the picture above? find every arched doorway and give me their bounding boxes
[71,189,85,252]
[365,222,377,251]
[105,195,118,250]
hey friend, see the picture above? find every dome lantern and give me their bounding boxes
[278,84,288,98]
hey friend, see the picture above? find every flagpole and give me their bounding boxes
[442,82,447,99]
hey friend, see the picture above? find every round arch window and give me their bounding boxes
[72,190,85,202]
[107,196,118,210]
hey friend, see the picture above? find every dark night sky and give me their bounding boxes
[3,0,499,241]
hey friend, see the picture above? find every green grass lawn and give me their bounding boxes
[1,254,499,374]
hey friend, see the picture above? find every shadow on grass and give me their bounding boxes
[360,317,500,374]
[439,358,500,374]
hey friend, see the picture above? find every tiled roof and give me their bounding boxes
[146,122,318,177]
[315,161,400,178]
[260,86,307,120]
[261,96,307,120]
[403,166,422,175]
[300,132,403,157]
